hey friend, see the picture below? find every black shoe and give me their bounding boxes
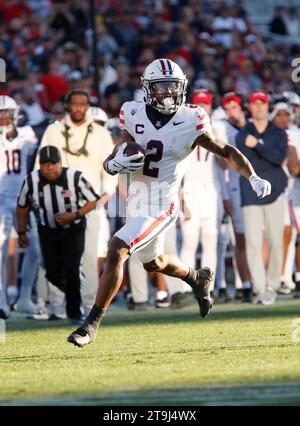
[0,309,9,320]
[214,288,230,304]
[294,282,300,298]
[69,316,84,325]
[48,313,63,321]
[170,292,195,309]
[235,289,243,301]
[155,296,170,308]
[192,267,214,318]
[242,288,252,303]
[67,327,92,347]
[127,298,148,311]
[278,281,292,295]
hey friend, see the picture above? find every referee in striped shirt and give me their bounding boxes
[16,145,100,323]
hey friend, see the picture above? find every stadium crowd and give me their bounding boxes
[1,0,300,321]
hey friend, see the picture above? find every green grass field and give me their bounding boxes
[1,299,300,406]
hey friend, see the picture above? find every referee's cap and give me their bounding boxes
[39,145,61,164]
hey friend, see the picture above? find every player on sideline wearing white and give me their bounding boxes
[0,96,41,319]
[68,58,271,347]
[179,90,221,297]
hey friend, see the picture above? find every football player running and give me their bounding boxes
[0,96,41,319]
[68,59,271,347]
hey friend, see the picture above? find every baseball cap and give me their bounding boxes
[39,146,61,164]
[192,91,213,105]
[221,92,243,107]
[248,91,270,103]
[269,102,291,120]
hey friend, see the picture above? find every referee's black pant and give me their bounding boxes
[39,225,85,320]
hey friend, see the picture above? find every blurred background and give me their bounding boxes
[0,0,299,134]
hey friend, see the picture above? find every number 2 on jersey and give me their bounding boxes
[143,140,163,178]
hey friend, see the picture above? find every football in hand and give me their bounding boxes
[123,141,145,162]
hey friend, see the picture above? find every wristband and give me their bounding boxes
[17,231,26,236]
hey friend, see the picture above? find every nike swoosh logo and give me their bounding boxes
[173,121,184,126]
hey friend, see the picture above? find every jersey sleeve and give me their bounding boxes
[119,102,135,138]
[212,119,229,144]
[119,102,130,131]
[195,107,213,136]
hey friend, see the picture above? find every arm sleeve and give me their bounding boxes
[17,177,30,207]
[254,129,288,166]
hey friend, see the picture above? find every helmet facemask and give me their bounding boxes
[142,79,187,115]
[0,109,17,136]
[0,96,20,136]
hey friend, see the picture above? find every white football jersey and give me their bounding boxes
[183,145,219,187]
[212,118,242,187]
[0,126,37,207]
[119,101,212,211]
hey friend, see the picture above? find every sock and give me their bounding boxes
[81,304,107,340]
[242,281,251,290]
[295,272,300,282]
[156,290,168,300]
[220,281,227,289]
[182,267,198,287]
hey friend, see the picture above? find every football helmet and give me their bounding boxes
[0,95,19,134]
[141,58,188,115]
[86,106,108,125]
[282,91,300,107]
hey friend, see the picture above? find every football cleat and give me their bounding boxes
[0,304,10,320]
[0,308,10,320]
[14,299,38,314]
[294,282,300,299]
[170,291,195,309]
[242,288,252,303]
[155,296,170,308]
[67,327,92,347]
[192,267,214,318]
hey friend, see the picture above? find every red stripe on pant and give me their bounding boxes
[128,202,175,251]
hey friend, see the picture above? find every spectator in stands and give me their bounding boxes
[270,6,288,36]
[40,58,69,104]
[283,7,300,38]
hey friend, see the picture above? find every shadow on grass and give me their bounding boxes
[5,300,300,333]
[2,381,300,406]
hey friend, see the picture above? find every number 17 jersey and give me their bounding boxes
[119,101,212,212]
